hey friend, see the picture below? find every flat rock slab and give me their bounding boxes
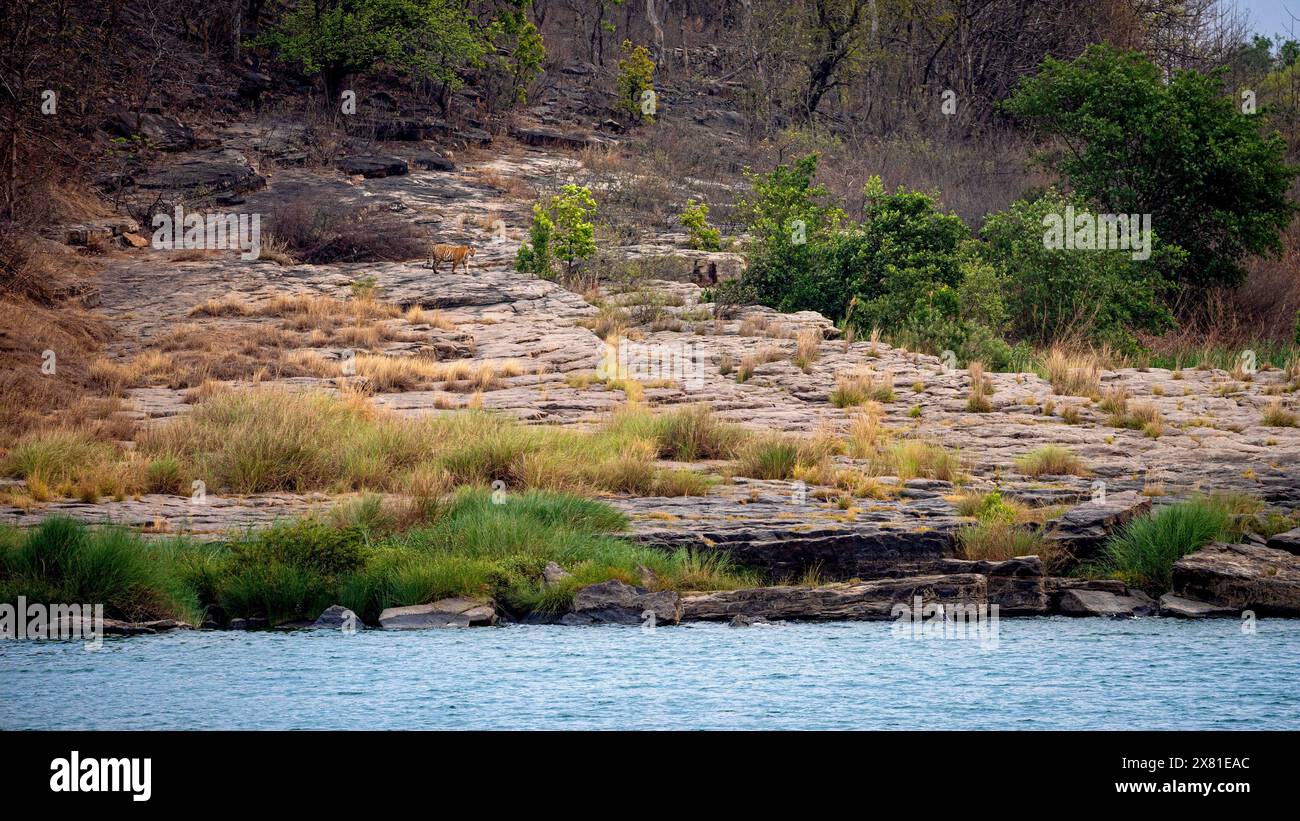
[681,574,987,622]
[1172,542,1300,615]
[1158,593,1238,618]
[1045,492,1151,562]
[562,580,681,625]
[616,481,963,581]
[338,155,409,178]
[1057,587,1157,617]
[0,493,334,537]
[379,598,497,629]
[1266,527,1300,555]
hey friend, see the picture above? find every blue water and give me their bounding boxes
[2,618,1297,729]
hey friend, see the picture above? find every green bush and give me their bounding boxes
[980,189,1181,351]
[680,200,722,251]
[515,202,554,277]
[616,40,656,123]
[1005,44,1297,290]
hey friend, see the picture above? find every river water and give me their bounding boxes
[2,617,1296,729]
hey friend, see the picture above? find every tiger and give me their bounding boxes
[429,243,476,273]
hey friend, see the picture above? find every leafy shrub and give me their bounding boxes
[616,40,656,123]
[1005,44,1297,290]
[680,199,722,250]
[980,189,1180,351]
[515,202,555,277]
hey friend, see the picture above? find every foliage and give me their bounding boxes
[515,202,555,277]
[1088,499,1232,593]
[979,189,1181,351]
[616,40,656,123]
[679,200,722,250]
[1004,45,1298,290]
[486,0,545,104]
[259,0,489,100]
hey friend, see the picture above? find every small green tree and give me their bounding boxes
[517,185,597,279]
[549,185,598,276]
[487,0,545,105]
[515,202,554,277]
[680,200,722,250]
[1004,44,1297,290]
[617,40,656,123]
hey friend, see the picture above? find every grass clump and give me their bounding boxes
[1261,399,1298,427]
[959,521,1056,566]
[831,368,894,407]
[1086,498,1232,593]
[965,361,992,413]
[0,517,206,623]
[1014,445,1086,477]
[1042,347,1101,398]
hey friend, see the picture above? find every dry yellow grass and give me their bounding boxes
[1043,346,1101,398]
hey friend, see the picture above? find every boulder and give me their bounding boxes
[1265,526,1300,555]
[681,574,987,622]
[509,124,604,151]
[928,556,1048,615]
[1171,542,1300,615]
[338,155,409,178]
[379,597,496,629]
[102,109,195,151]
[542,561,572,586]
[1158,593,1238,619]
[1045,492,1152,561]
[135,148,265,194]
[561,580,681,626]
[728,614,772,627]
[312,604,362,630]
[1056,587,1157,617]
[412,152,455,172]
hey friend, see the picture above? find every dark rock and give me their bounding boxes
[728,614,772,627]
[1172,542,1300,615]
[1159,593,1238,618]
[312,604,362,630]
[135,148,265,194]
[509,124,605,151]
[930,556,1048,615]
[681,574,987,622]
[102,109,195,151]
[226,617,270,630]
[1045,492,1152,562]
[412,152,456,172]
[1057,587,1157,617]
[338,155,409,178]
[561,580,681,625]
[1266,527,1300,555]
[379,597,496,629]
